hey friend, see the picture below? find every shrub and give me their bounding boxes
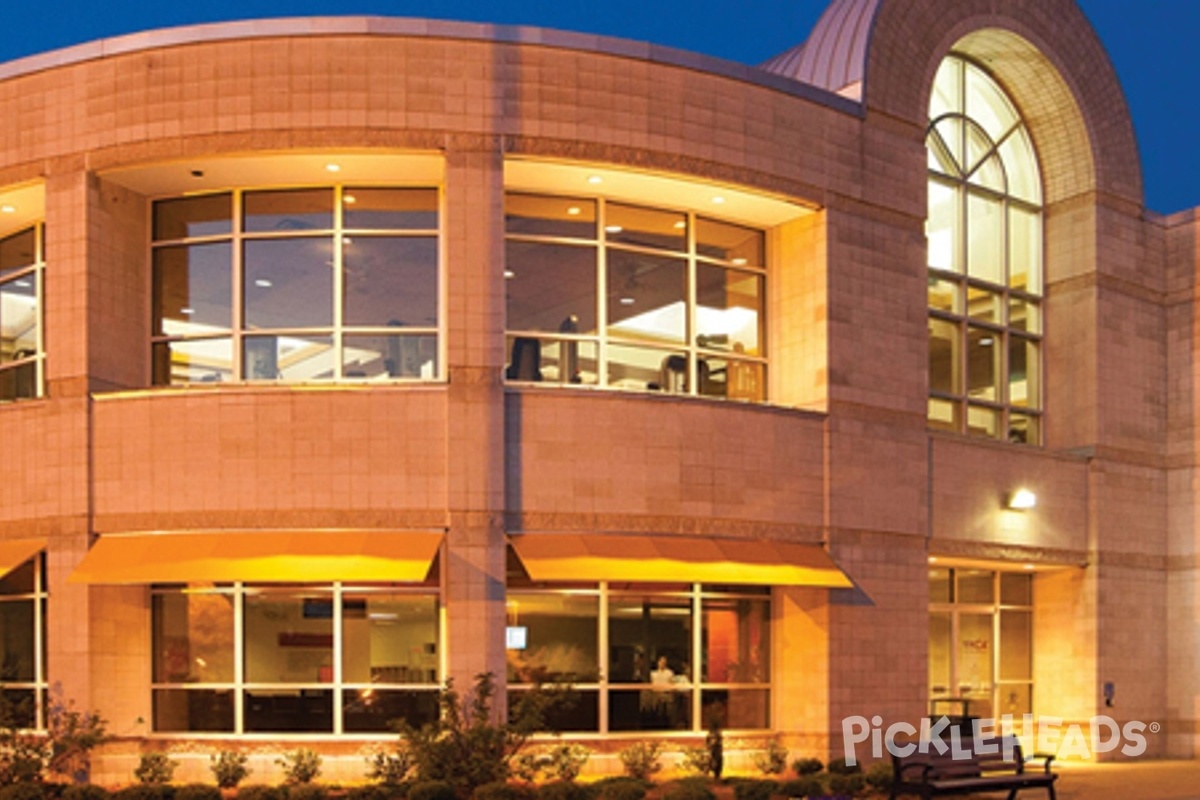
[112,787,170,800]
[752,738,787,777]
[777,778,822,799]
[400,674,574,794]
[790,759,823,777]
[679,747,711,778]
[543,745,588,783]
[591,778,644,800]
[0,693,48,785]
[173,786,221,800]
[0,783,45,800]
[276,751,322,785]
[825,759,860,776]
[365,748,413,786]
[44,689,108,785]
[826,774,865,797]
[617,742,661,782]
[472,782,534,800]
[237,786,284,800]
[210,752,252,790]
[535,782,591,800]
[62,787,108,800]
[344,788,391,800]
[407,782,456,800]
[863,762,892,792]
[731,780,776,800]
[661,779,713,800]
[285,786,327,800]
[135,753,178,786]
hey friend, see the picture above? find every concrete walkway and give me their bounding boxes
[1049,760,1200,799]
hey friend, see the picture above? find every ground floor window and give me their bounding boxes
[0,554,47,729]
[151,583,440,734]
[506,583,770,733]
[928,567,1032,722]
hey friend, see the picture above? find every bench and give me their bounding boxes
[890,735,1056,799]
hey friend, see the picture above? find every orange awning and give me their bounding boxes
[509,534,852,588]
[69,530,442,585]
[0,538,46,579]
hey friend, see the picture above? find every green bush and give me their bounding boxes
[731,780,776,800]
[752,737,787,777]
[591,778,644,800]
[825,759,860,776]
[112,786,171,800]
[285,786,327,800]
[401,674,574,794]
[661,779,714,800]
[43,690,108,784]
[863,762,892,792]
[276,751,321,785]
[210,752,252,790]
[0,783,46,800]
[790,759,823,777]
[777,778,822,799]
[237,786,284,800]
[365,749,413,786]
[534,782,591,800]
[617,742,661,782]
[470,782,523,800]
[62,786,108,800]
[408,782,456,800]
[826,774,864,796]
[174,786,221,800]
[135,753,178,786]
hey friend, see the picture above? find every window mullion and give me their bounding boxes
[597,200,609,389]
[232,192,245,383]
[333,186,345,381]
[234,583,245,734]
[598,582,609,734]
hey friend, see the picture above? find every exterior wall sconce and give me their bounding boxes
[1006,488,1037,511]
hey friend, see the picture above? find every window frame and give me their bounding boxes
[0,224,45,403]
[504,193,768,403]
[506,581,772,736]
[926,54,1045,445]
[150,186,444,386]
[0,554,49,730]
[149,581,442,737]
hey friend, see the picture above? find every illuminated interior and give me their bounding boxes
[927,55,1044,444]
[0,184,45,403]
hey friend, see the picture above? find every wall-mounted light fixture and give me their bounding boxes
[1006,488,1037,511]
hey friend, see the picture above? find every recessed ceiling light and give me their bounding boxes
[928,557,938,564]
[605,225,623,234]
[180,307,195,315]
[14,280,30,288]
[711,196,726,205]
[620,297,636,306]
[980,337,994,346]
[587,176,603,185]
[255,279,273,288]
[673,221,686,229]
[732,257,748,266]
[343,195,357,205]
[567,207,582,216]
[503,270,515,279]
[0,205,14,214]
[325,163,341,173]
[343,237,353,245]
[1023,564,1036,571]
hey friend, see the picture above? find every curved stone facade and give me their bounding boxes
[0,0,1194,782]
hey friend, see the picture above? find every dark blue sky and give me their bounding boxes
[2,1,1194,213]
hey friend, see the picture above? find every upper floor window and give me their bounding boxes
[0,225,44,403]
[151,187,440,386]
[504,194,766,402]
[927,55,1043,444]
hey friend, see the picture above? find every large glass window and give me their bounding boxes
[0,226,44,403]
[151,188,440,385]
[506,580,770,733]
[928,567,1033,725]
[0,555,47,729]
[151,583,439,734]
[504,194,766,402]
[927,56,1043,444]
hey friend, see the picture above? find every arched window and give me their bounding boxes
[927,55,1043,445]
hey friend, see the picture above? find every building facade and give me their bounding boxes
[0,0,1195,782]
